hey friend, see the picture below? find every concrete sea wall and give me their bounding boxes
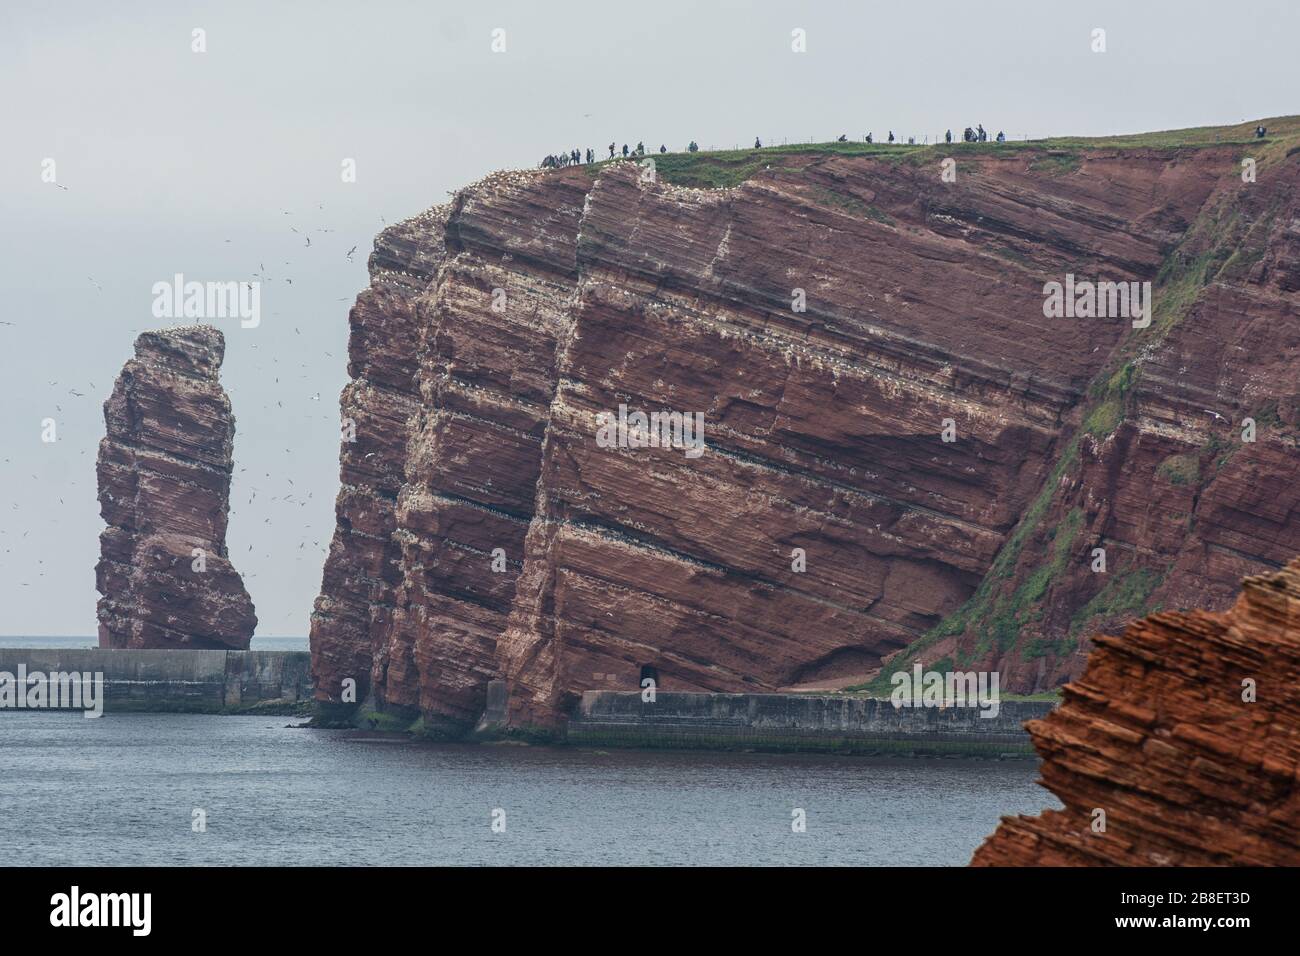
[565,691,1056,755]
[1,653,1051,753]
[0,649,312,714]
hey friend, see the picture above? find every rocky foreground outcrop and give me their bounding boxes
[96,326,256,649]
[973,559,1300,866]
[311,118,1300,733]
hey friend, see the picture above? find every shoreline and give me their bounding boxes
[1,649,1053,757]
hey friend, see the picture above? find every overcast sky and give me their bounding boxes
[2,0,1296,637]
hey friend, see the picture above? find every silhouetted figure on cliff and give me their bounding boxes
[865,133,873,143]
[977,124,987,142]
[622,144,629,157]
[659,144,666,153]
[888,131,895,143]
[996,131,1006,143]
[608,142,616,158]
[755,137,762,148]
[688,140,699,152]
[586,148,594,163]
[945,129,952,144]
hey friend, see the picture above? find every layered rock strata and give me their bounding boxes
[973,558,1300,866]
[311,121,1300,731]
[96,326,256,649]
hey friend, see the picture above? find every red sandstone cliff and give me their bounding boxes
[973,558,1300,866]
[96,326,256,649]
[310,117,1300,732]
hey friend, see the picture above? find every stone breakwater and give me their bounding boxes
[0,649,310,714]
[562,691,1054,755]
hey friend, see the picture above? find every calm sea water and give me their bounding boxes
[0,711,1056,866]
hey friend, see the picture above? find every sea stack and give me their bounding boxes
[96,326,256,649]
[972,558,1300,866]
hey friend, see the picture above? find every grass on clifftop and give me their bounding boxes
[593,141,911,189]
[578,115,1300,189]
[1035,114,1300,149]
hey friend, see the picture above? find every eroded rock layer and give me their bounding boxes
[96,326,256,649]
[311,122,1300,731]
[973,559,1300,866]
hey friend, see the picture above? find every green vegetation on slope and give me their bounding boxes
[852,137,1288,693]
[1068,566,1166,638]
[1157,453,1200,486]
[852,447,1082,696]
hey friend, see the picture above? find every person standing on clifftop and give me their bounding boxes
[754,137,762,148]
[622,144,629,157]
[945,129,953,143]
